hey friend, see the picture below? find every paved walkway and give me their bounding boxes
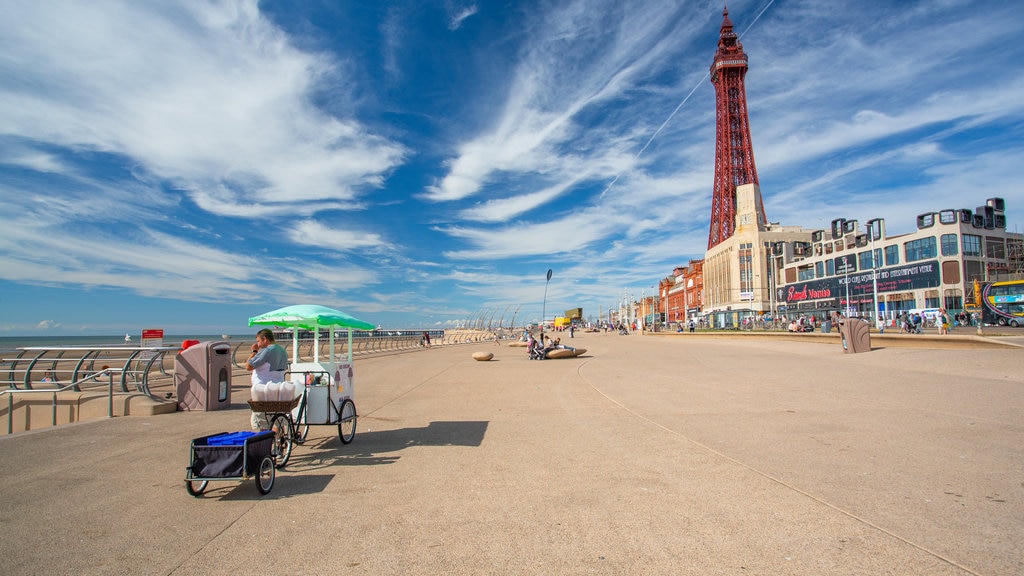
[1,332,1021,575]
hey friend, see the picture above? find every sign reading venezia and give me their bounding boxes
[787,285,833,302]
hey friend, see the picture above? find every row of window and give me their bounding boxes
[804,233,1000,260]
[794,233,1001,280]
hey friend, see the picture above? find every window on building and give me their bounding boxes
[738,244,753,294]
[964,260,985,282]
[940,234,958,256]
[858,250,873,270]
[826,259,835,276]
[815,261,824,278]
[925,295,940,308]
[944,289,963,311]
[798,265,815,281]
[858,249,882,270]
[885,244,899,266]
[962,234,982,257]
[824,243,833,254]
[904,236,937,262]
[986,237,1006,260]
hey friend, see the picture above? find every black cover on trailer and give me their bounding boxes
[191,431,274,477]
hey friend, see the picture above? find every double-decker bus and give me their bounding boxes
[969,279,1024,327]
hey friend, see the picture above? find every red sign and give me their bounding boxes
[142,329,164,339]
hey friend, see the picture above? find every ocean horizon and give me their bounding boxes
[0,329,452,358]
[0,334,249,358]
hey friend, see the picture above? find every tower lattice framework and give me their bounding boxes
[707,7,765,249]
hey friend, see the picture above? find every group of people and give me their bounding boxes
[897,309,953,334]
[524,332,575,360]
[787,315,816,333]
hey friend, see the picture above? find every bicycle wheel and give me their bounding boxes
[337,399,356,444]
[255,456,275,495]
[185,479,208,497]
[270,414,294,469]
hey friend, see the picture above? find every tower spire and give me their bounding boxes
[707,6,765,249]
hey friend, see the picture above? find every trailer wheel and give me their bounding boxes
[185,480,208,497]
[255,456,275,495]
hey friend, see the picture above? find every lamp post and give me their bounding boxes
[866,218,883,332]
[838,254,852,318]
[541,269,553,336]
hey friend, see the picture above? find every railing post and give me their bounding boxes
[108,369,114,419]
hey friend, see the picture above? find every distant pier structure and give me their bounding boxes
[707,6,766,249]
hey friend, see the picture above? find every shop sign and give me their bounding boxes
[781,260,940,304]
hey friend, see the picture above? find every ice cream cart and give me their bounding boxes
[248,304,374,448]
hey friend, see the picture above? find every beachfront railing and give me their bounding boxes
[1,368,124,434]
[2,346,180,396]
[227,330,501,368]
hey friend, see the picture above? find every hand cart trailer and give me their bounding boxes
[184,430,276,496]
[249,367,356,469]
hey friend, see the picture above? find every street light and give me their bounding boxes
[866,219,884,332]
[541,268,553,334]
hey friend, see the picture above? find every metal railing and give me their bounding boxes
[1,368,123,434]
[2,346,179,397]
[228,331,500,368]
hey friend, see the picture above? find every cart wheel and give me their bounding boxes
[255,456,275,495]
[299,424,310,443]
[270,414,294,469]
[338,399,356,444]
[185,480,208,497]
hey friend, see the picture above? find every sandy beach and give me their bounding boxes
[0,330,1021,575]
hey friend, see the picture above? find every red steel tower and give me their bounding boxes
[707,7,765,249]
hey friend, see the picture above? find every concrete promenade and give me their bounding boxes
[0,331,1021,575]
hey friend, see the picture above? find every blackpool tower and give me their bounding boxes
[707,7,766,249]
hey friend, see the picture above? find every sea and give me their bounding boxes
[0,329,444,359]
[0,335,248,359]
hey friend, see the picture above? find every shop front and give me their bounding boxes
[779,260,942,321]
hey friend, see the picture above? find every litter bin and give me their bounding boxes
[175,341,233,410]
[837,319,871,354]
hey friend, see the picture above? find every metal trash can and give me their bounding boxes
[175,341,232,411]
[838,320,871,354]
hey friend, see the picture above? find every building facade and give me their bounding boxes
[661,259,705,324]
[773,198,1022,324]
[702,184,813,327]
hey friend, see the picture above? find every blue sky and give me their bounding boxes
[2,0,1023,336]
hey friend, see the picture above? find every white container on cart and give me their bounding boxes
[290,361,354,424]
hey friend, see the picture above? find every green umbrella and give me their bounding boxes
[248,304,375,331]
[248,304,374,363]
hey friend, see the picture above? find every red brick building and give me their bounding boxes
[661,259,704,324]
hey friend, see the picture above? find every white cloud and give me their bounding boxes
[0,0,405,218]
[288,219,390,251]
[447,3,478,31]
